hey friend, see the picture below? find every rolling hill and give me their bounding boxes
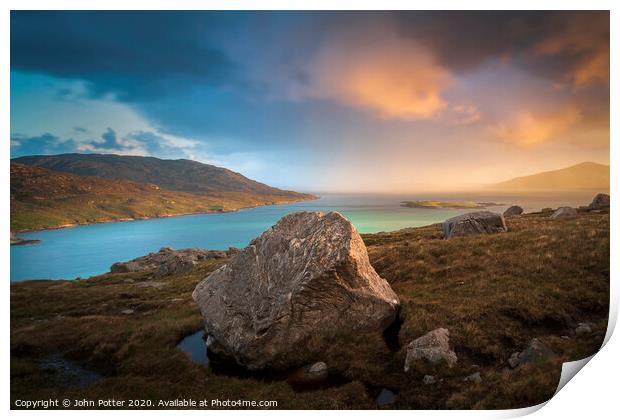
[13,153,306,197]
[491,162,609,191]
[10,158,316,231]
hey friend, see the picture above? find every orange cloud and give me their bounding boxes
[489,107,582,146]
[534,13,609,87]
[307,26,451,120]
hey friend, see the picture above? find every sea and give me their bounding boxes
[10,191,599,282]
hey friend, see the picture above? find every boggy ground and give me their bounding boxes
[10,209,609,409]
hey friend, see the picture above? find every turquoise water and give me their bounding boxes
[10,192,596,282]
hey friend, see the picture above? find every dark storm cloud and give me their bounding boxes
[10,11,236,101]
[10,11,609,105]
[394,11,609,84]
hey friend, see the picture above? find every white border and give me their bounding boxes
[2,2,617,419]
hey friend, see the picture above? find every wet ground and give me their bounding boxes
[39,355,102,389]
[175,329,398,406]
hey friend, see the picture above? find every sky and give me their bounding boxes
[10,11,610,193]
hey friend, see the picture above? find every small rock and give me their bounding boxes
[503,205,524,217]
[575,323,592,336]
[464,372,482,384]
[561,336,570,340]
[589,193,610,208]
[551,207,577,218]
[287,361,329,385]
[120,309,134,315]
[307,361,328,378]
[509,339,556,369]
[422,375,436,385]
[404,328,457,373]
[508,352,520,369]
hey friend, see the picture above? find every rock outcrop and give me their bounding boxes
[192,211,400,370]
[503,205,524,217]
[10,232,41,246]
[550,207,577,218]
[590,193,610,208]
[442,211,507,239]
[508,338,555,369]
[404,328,457,373]
[110,247,237,277]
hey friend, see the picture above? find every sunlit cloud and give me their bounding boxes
[488,107,582,146]
[304,25,451,120]
[9,12,610,192]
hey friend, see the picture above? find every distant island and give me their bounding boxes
[11,153,317,231]
[490,162,610,191]
[400,200,503,209]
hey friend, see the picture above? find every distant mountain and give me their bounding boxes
[13,153,305,197]
[10,157,316,231]
[491,162,610,191]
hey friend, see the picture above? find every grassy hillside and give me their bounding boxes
[491,162,609,191]
[11,163,316,231]
[13,153,308,197]
[10,208,608,409]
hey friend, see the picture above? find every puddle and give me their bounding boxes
[376,388,397,406]
[177,330,361,394]
[39,355,102,389]
[177,330,209,366]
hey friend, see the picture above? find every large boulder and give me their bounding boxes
[192,211,400,370]
[442,211,507,239]
[404,328,457,373]
[503,205,524,217]
[590,193,610,208]
[550,207,577,218]
[110,247,235,277]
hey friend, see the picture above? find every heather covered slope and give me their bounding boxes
[10,208,609,409]
[13,153,309,197]
[10,162,316,231]
[491,162,609,191]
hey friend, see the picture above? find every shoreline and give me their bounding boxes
[14,194,319,234]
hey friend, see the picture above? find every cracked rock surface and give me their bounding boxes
[193,211,400,370]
